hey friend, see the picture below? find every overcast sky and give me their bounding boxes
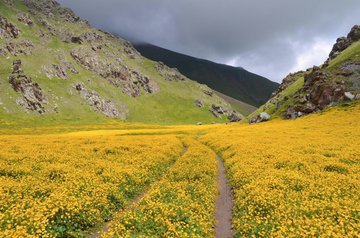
[58,0,360,83]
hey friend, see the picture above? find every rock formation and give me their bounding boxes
[0,15,20,38]
[73,83,127,119]
[9,60,46,113]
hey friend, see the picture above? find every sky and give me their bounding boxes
[58,0,360,83]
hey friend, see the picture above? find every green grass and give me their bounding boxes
[249,75,304,119]
[328,41,360,69]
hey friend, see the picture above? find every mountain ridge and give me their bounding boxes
[135,43,279,107]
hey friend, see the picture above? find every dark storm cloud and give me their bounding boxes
[58,0,360,82]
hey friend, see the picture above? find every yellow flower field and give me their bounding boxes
[201,104,360,237]
[103,138,218,237]
[0,133,183,237]
[0,103,359,237]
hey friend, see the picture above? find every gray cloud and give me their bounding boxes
[58,0,360,82]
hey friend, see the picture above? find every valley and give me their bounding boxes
[0,0,359,237]
[0,104,359,237]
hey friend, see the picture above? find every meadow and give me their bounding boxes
[0,103,359,237]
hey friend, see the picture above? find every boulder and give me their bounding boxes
[194,99,204,108]
[344,92,355,100]
[250,112,270,124]
[211,104,227,114]
[228,113,242,122]
[285,106,304,119]
[70,36,83,44]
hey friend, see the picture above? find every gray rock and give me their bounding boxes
[196,122,203,125]
[73,83,126,119]
[285,106,304,119]
[5,40,34,56]
[17,13,33,26]
[329,37,350,59]
[9,60,46,113]
[250,112,270,124]
[228,113,242,122]
[344,92,355,100]
[347,25,360,42]
[203,89,214,96]
[71,46,158,97]
[209,109,222,118]
[155,62,186,81]
[211,104,227,115]
[194,99,204,108]
[0,15,20,38]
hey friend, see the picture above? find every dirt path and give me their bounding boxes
[88,147,188,238]
[215,155,233,238]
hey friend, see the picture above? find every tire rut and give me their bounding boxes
[88,147,188,238]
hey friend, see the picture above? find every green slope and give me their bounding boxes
[0,0,241,127]
[135,43,279,107]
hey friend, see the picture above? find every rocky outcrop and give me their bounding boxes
[271,71,304,97]
[123,41,140,59]
[24,0,79,22]
[0,15,20,38]
[209,104,242,122]
[284,66,352,119]
[42,64,68,79]
[211,104,228,115]
[326,25,360,63]
[5,40,34,56]
[203,89,214,97]
[9,60,46,113]
[73,83,126,119]
[42,53,79,79]
[17,13,34,26]
[250,112,270,124]
[155,62,186,81]
[228,113,242,122]
[71,46,158,97]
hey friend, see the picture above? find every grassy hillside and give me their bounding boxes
[0,0,241,127]
[135,43,279,107]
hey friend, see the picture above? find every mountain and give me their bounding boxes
[249,25,360,122]
[134,43,279,107]
[0,0,246,127]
